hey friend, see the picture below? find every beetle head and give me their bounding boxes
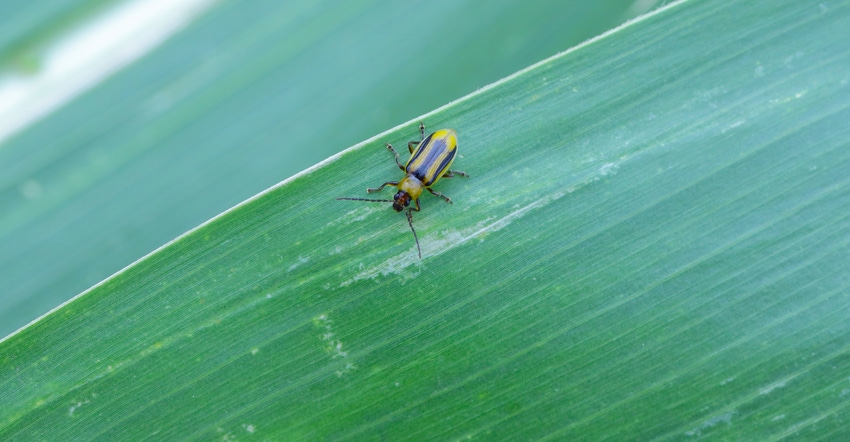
[393,191,411,212]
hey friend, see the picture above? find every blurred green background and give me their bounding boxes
[0,1,655,338]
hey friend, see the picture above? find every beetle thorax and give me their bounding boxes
[398,175,424,199]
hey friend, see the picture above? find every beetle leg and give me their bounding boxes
[441,169,469,178]
[407,140,420,154]
[426,188,453,204]
[407,122,426,153]
[411,198,422,212]
[385,144,405,171]
[367,181,399,193]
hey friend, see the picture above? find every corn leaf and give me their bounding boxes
[2,0,850,439]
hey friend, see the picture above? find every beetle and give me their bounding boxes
[337,122,468,258]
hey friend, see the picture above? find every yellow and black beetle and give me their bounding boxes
[337,122,468,258]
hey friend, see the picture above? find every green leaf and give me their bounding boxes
[4,0,850,439]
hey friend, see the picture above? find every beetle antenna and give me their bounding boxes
[406,209,422,259]
[336,197,393,203]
